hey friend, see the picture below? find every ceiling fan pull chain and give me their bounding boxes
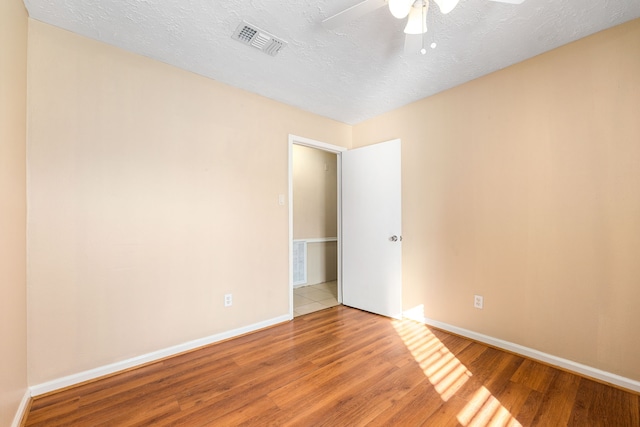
[421,1,427,54]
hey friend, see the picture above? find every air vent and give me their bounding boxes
[232,21,287,57]
[292,240,307,286]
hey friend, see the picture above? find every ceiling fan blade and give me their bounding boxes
[433,0,459,14]
[488,0,525,4]
[322,0,388,30]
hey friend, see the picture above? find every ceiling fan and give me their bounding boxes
[322,0,526,54]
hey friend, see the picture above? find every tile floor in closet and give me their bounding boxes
[293,280,339,317]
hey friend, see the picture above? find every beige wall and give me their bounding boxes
[0,0,28,424]
[26,20,351,385]
[292,144,338,239]
[305,242,338,286]
[354,19,640,381]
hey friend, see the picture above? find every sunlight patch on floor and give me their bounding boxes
[392,318,472,401]
[393,306,522,426]
[457,386,522,427]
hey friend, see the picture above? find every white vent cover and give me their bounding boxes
[292,240,307,286]
[232,21,287,57]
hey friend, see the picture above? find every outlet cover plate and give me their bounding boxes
[474,295,484,309]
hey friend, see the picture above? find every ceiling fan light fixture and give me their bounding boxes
[433,0,459,14]
[389,0,414,19]
[404,1,428,35]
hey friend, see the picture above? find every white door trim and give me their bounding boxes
[288,135,347,319]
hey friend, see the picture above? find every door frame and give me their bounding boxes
[288,134,347,319]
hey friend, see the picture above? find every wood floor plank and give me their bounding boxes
[568,377,640,427]
[169,360,319,424]
[298,349,430,425]
[488,381,533,425]
[267,337,399,409]
[421,394,471,426]
[276,361,400,426]
[199,395,279,426]
[514,389,545,426]
[567,377,600,426]
[24,397,80,426]
[41,357,234,425]
[531,370,581,426]
[82,356,235,408]
[455,340,493,368]
[25,306,640,426]
[511,358,559,394]
[366,381,446,426]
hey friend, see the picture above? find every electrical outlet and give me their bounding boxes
[224,293,233,307]
[474,295,484,309]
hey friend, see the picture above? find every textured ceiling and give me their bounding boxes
[23,0,640,124]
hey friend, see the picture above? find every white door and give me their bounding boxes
[341,139,402,319]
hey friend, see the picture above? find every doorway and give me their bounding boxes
[288,135,346,318]
[288,135,403,320]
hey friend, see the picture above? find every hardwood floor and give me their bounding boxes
[26,306,639,426]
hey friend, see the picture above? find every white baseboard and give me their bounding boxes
[404,310,640,394]
[30,314,291,397]
[11,389,31,427]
